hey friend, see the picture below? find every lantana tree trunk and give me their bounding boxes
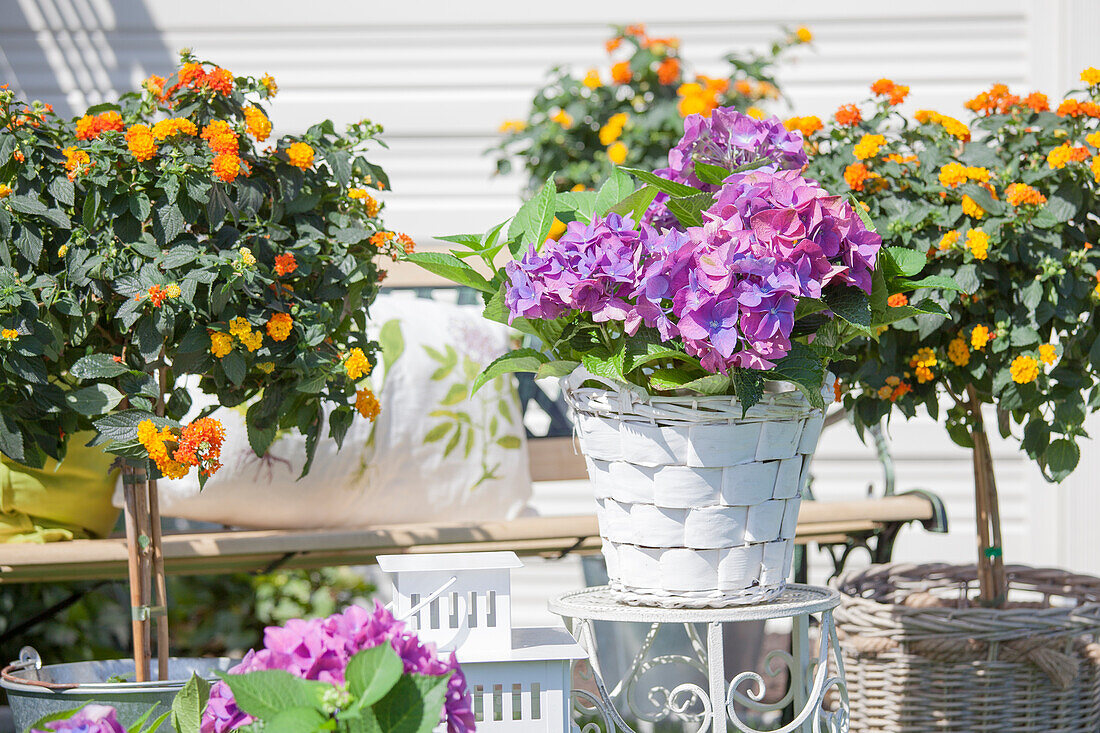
[967,384,1007,605]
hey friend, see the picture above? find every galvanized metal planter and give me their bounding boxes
[1,647,234,731]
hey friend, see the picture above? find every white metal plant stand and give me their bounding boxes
[549,584,848,733]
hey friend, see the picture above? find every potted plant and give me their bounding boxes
[24,602,473,733]
[0,51,406,720]
[409,107,956,608]
[489,23,813,193]
[804,75,1100,730]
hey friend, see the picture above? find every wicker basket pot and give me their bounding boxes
[835,563,1100,732]
[562,369,826,608]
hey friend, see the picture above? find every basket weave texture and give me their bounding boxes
[562,370,824,608]
[835,563,1100,732]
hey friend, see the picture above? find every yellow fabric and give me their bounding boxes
[0,433,120,543]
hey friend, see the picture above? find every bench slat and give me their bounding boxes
[0,495,934,583]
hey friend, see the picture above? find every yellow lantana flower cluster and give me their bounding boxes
[852,134,886,160]
[1039,343,1058,366]
[962,194,985,220]
[349,188,380,217]
[229,317,263,352]
[914,109,971,141]
[938,230,960,251]
[938,162,989,188]
[966,228,990,259]
[137,420,189,480]
[355,387,381,421]
[265,312,293,342]
[599,113,628,145]
[909,347,937,384]
[243,105,271,142]
[344,347,372,380]
[151,117,197,141]
[1010,355,1039,384]
[947,337,970,366]
[971,324,992,350]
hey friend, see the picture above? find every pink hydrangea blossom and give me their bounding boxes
[201,602,474,733]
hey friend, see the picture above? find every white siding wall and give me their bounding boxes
[3,0,1099,622]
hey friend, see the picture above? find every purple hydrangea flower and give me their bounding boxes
[647,108,808,230]
[201,602,474,733]
[34,705,125,733]
[503,123,880,377]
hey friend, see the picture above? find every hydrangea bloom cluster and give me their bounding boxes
[201,602,474,733]
[647,108,808,229]
[504,169,880,373]
[34,705,125,733]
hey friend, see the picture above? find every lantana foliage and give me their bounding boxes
[804,74,1100,482]
[0,52,405,480]
[489,23,812,192]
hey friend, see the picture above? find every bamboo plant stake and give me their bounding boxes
[967,384,1007,605]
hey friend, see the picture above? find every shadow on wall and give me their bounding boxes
[0,0,174,115]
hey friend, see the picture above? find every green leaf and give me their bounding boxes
[847,193,877,232]
[71,353,130,379]
[216,670,331,721]
[693,161,732,185]
[767,343,825,409]
[369,673,452,733]
[680,374,732,395]
[607,185,659,221]
[647,368,697,391]
[666,193,714,229]
[619,167,700,197]
[953,264,980,294]
[26,707,80,732]
[171,673,210,733]
[347,645,404,707]
[622,340,693,373]
[795,298,829,320]
[92,409,161,442]
[896,274,967,292]
[594,168,635,215]
[555,191,597,221]
[66,384,125,416]
[262,706,327,733]
[732,369,765,414]
[127,703,162,733]
[580,352,624,382]
[161,244,199,269]
[823,287,871,331]
[507,177,556,252]
[222,350,246,386]
[884,247,926,277]
[154,204,185,245]
[0,411,26,463]
[8,194,48,216]
[535,359,580,379]
[1046,438,1080,482]
[403,252,493,293]
[1010,325,1040,346]
[473,348,548,392]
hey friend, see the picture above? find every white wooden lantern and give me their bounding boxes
[378,551,587,731]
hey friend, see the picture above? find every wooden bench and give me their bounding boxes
[0,437,945,584]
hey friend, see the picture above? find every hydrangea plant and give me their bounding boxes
[27,604,472,733]
[203,603,473,733]
[489,23,812,192]
[411,109,959,411]
[802,74,1100,602]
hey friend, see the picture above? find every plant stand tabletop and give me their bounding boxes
[551,584,847,733]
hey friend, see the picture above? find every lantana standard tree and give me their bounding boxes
[0,52,407,677]
[803,74,1100,604]
[490,23,813,193]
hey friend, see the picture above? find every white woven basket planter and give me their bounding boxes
[562,369,828,609]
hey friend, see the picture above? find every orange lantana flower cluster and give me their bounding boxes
[173,62,235,98]
[243,106,272,142]
[151,117,197,141]
[1057,98,1100,118]
[677,76,729,118]
[75,111,124,141]
[274,252,298,276]
[139,417,229,481]
[1005,183,1047,207]
[287,142,314,170]
[124,124,157,162]
[870,78,908,106]
[784,115,823,137]
[355,387,381,421]
[833,104,862,127]
[201,120,241,182]
[265,312,294,342]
